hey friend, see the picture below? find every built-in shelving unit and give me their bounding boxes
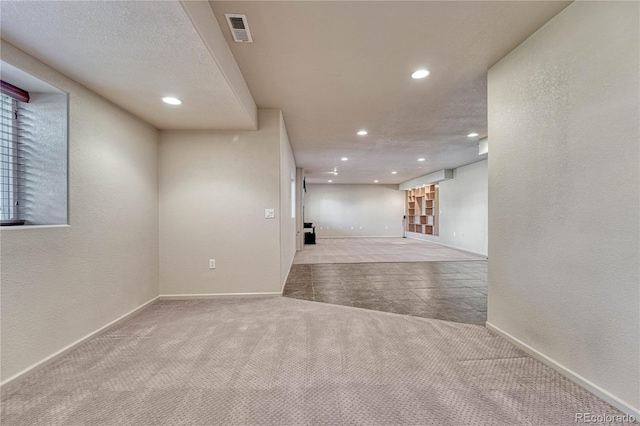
[406,184,438,236]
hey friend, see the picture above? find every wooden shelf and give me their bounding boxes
[406,184,439,236]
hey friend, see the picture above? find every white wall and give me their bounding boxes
[295,167,304,251]
[279,114,296,289]
[408,160,488,256]
[159,109,290,296]
[305,184,404,237]
[0,41,159,383]
[488,1,639,414]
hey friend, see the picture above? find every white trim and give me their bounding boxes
[405,234,488,257]
[316,236,401,239]
[0,224,70,231]
[159,292,282,300]
[0,295,159,390]
[486,322,640,417]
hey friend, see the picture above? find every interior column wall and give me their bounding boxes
[279,113,297,290]
[159,109,285,296]
[487,1,639,413]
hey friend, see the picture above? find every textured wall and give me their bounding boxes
[488,1,639,412]
[0,41,159,382]
[409,160,488,256]
[159,110,283,295]
[305,184,404,237]
[279,114,297,289]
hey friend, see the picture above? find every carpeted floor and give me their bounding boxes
[1,297,620,425]
[294,238,486,264]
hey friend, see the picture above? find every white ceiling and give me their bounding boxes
[0,1,570,184]
[0,1,256,130]
[210,1,571,183]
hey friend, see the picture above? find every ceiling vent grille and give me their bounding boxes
[225,14,253,43]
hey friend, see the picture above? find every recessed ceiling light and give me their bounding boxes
[411,69,430,79]
[391,171,397,174]
[328,180,333,183]
[374,180,379,183]
[162,96,182,105]
[467,132,479,137]
[418,158,425,162]
[333,172,338,175]
[357,130,368,136]
[341,157,348,161]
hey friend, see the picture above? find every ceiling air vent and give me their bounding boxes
[225,14,253,43]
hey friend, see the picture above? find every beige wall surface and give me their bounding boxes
[305,184,404,237]
[279,114,297,289]
[159,110,283,295]
[488,1,639,413]
[0,41,160,383]
[409,160,488,256]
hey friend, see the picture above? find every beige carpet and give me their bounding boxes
[294,238,486,264]
[1,297,619,425]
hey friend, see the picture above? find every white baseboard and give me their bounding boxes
[316,236,400,239]
[486,322,640,417]
[1,295,160,390]
[405,234,488,258]
[159,292,282,300]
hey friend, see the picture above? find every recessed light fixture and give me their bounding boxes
[418,158,425,162]
[328,180,333,183]
[374,180,379,183]
[391,171,397,175]
[411,69,430,79]
[162,96,182,105]
[341,157,348,161]
[333,172,338,175]
[357,130,368,136]
[467,132,479,137]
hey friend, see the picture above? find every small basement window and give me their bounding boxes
[0,89,23,224]
[0,62,68,226]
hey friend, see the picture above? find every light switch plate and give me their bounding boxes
[265,208,275,219]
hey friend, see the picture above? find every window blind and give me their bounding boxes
[0,93,25,222]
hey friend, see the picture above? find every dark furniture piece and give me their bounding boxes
[304,222,316,245]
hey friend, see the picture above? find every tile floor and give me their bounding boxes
[283,260,487,324]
